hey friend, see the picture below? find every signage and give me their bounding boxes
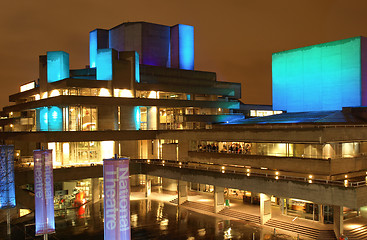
[34,150,55,236]
[0,145,16,209]
[103,157,130,240]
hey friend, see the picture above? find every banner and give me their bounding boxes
[0,145,16,209]
[34,150,55,236]
[103,157,130,240]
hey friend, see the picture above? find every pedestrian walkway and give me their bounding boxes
[135,188,367,239]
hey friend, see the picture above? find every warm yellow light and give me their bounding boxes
[20,81,35,92]
[10,124,13,128]
[221,166,225,170]
[247,173,250,177]
[101,141,114,159]
[114,89,133,98]
[275,176,279,180]
[35,94,40,100]
[162,160,165,164]
[147,159,150,163]
[246,169,250,172]
[42,92,48,99]
[345,175,348,178]
[275,171,279,175]
[222,170,225,173]
[308,180,312,183]
[179,162,182,165]
[309,175,313,179]
[50,89,60,97]
[148,91,158,99]
[344,179,348,187]
[99,88,111,97]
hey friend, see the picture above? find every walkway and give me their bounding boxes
[132,186,367,239]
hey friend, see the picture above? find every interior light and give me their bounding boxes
[275,171,279,175]
[309,175,313,179]
[50,90,60,97]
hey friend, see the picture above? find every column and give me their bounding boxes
[145,175,151,197]
[178,180,188,205]
[214,186,225,213]
[147,106,158,130]
[260,193,271,225]
[319,205,324,224]
[178,139,189,162]
[333,205,344,238]
[91,178,101,204]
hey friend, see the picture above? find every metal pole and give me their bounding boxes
[44,233,48,240]
[6,208,10,235]
[252,232,255,240]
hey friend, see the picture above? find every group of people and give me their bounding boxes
[197,142,252,154]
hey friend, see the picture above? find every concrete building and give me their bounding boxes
[2,22,367,239]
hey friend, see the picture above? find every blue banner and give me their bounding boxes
[0,145,16,209]
[34,150,55,236]
[104,157,131,240]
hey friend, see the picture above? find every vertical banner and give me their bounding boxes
[0,145,16,209]
[103,157,130,240]
[34,150,55,236]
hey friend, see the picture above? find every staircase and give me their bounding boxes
[218,208,261,224]
[345,225,367,240]
[169,197,178,205]
[265,219,336,239]
[174,200,337,239]
[181,201,214,213]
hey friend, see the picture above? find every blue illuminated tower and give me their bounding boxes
[272,36,367,112]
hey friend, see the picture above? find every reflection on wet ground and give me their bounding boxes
[1,199,292,240]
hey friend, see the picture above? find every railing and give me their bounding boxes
[132,158,367,188]
[15,156,367,188]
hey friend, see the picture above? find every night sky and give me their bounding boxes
[1,0,367,109]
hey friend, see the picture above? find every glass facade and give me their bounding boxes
[194,140,367,159]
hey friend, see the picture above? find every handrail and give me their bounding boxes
[132,159,367,188]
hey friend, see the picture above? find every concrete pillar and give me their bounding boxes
[147,106,158,130]
[120,140,139,159]
[178,180,188,205]
[91,178,100,204]
[162,178,178,192]
[333,205,344,238]
[319,204,324,223]
[178,139,189,162]
[119,106,140,130]
[214,186,225,213]
[145,175,151,197]
[260,193,271,225]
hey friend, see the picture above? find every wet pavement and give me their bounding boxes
[0,198,294,240]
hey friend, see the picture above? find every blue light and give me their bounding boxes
[0,146,16,209]
[135,52,140,83]
[89,30,98,68]
[135,106,141,130]
[39,107,48,131]
[178,24,194,70]
[48,106,62,131]
[47,51,69,83]
[96,49,113,80]
[273,37,362,112]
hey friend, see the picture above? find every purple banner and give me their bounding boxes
[103,158,130,240]
[0,145,16,209]
[34,150,55,236]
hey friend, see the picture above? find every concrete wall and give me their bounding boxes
[98,106,117,130]
[140,163,366,209]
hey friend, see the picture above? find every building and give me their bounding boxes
[2,22,367,239]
